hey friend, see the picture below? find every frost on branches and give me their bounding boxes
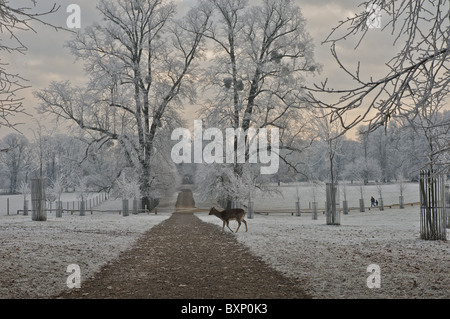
[36,0,212,207]
[306,0,449,172]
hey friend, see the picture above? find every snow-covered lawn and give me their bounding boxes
[1,183,448,299]
[0,198,171,298]
[247,182,420,212]
[197,206,450,299]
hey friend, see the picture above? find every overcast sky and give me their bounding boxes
[3,0,403,139]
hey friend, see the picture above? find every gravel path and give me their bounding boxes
[58,211,309,299]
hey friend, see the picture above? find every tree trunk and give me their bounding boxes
[139,156,152,212]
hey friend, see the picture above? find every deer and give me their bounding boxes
[209,207,248,233]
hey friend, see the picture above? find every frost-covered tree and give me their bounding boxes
[50,134,87,189]
[0,133,29,193]
[343,157,382,185]
[364,123,404,182]
[309,108,345,189]
[114,169,141,200]
[197,0,319,204]
[36,0,212,208]
[195,162,264,205]
[47,174,67,203]
[401,83,450,174]
[28,120,57,179]
[396,123,426,180]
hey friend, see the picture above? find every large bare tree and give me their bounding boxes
[36,0,212,208]
[196,0,319,205]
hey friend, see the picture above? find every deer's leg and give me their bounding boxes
[226,220,234,232]
[222,221,225,233]
[235,220,241,233]
[242,219,248,232]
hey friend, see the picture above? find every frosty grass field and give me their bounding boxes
[1,182,449,299]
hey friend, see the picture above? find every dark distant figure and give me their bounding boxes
[371,196,375,207]
[375,199,379,206]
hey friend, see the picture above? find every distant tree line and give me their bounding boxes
[274,110,450,185]
[0,126,178,199]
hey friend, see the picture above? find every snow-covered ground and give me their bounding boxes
[1,183,448,299]
[197,206,450,299]
[0,197,171,298]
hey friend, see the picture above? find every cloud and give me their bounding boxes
[298,1,402,83]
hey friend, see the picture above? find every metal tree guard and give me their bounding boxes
[419,170,447,240]
[445,185,450,228]
[312,201,318,220]
[247,200,254,219]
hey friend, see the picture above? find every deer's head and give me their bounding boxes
[209,207,218,215]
